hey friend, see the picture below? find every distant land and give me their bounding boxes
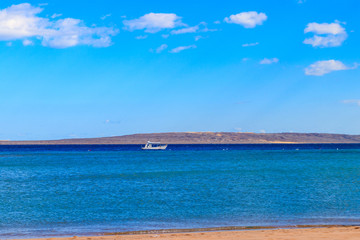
[2,132,360,145]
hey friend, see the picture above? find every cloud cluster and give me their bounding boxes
[303,21,347,47]
[305,60,355,76]
[0,3,117,48]
[123,13,183,33]
[123,11,354,77]
[124,11,266,54]
[224,11,267,28]
[1,3,354,82]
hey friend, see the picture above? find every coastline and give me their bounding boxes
[1,142,360,145]
[2,132,360,145]
[11,225,360,240]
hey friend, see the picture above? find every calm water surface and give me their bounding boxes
[1,144,360,238]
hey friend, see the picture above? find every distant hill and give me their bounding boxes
[2,132,360,145]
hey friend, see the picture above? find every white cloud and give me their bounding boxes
[42,18,117,48]
[22,39,33,46]
[155,44,168,53]
[200,26,218,33]
[104,119,121,125]
[342,100,360,106]
[171,25,199,35]
[304,34,347,47]
[51,13,62,19]
[170,22,217,35]
[0,4,45,41]
[195,35,204,41]
[260,58,279,64]
[169,45,197,53]
[304,21,347,47]
[0,3,118,48]
[242,42,259,47]
[100,13,111,20]
[123,13,183,33]
[305,60,356,76]
[135,35,148,40]
[224,11,267,28]
[305,22,345,35]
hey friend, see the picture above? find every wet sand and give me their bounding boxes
[13,226,360,240]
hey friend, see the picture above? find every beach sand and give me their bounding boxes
[14,226,360,240]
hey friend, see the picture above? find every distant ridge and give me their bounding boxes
[2,132,360,145]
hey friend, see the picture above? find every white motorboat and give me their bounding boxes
[141,141,168,150]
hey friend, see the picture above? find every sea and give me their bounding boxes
[1,144,360,238]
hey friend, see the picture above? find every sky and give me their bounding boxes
[0,0,360,140]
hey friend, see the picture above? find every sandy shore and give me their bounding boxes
[13,226,360,240]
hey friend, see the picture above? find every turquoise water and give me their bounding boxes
[1,144,360,238]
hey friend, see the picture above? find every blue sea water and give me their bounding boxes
[1,144,360,238]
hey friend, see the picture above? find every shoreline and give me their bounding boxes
[102,224,359,235]
[10,225,360,240]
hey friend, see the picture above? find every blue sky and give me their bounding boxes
[0,0,359,140]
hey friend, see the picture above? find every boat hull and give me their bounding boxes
[141,145,167,150]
